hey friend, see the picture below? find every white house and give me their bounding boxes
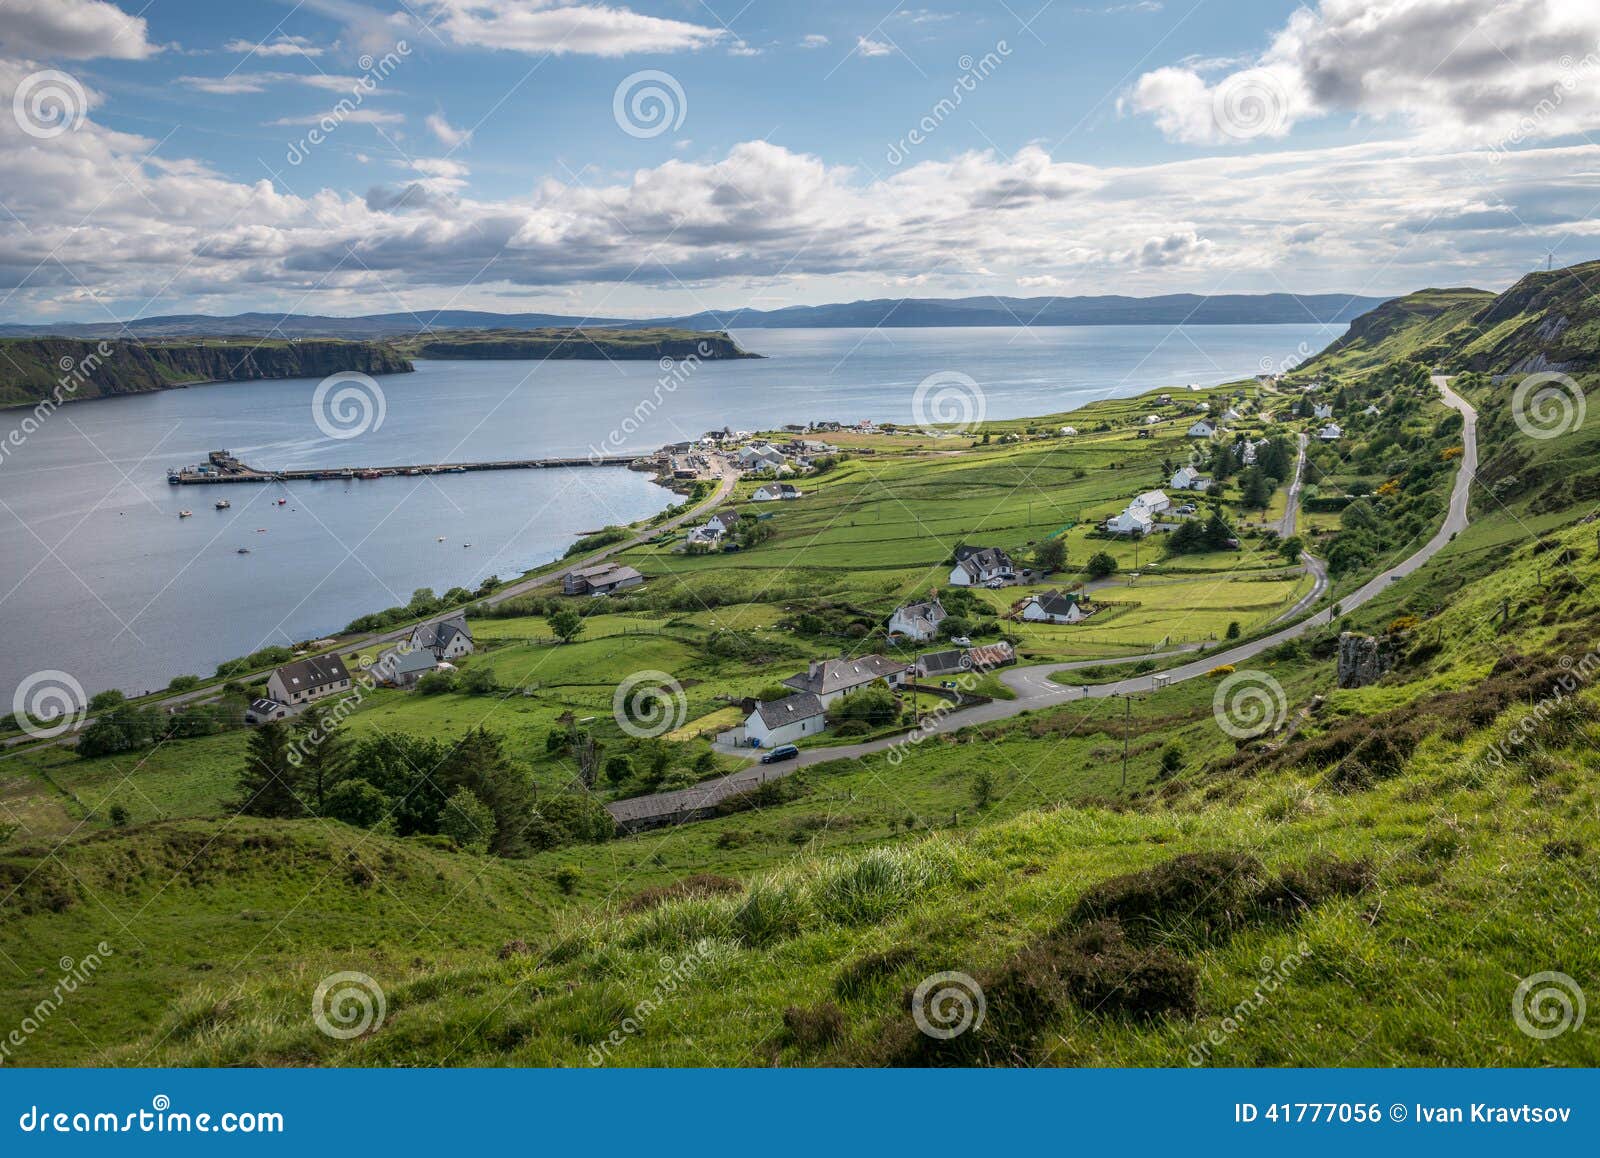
[266,654,351,707]
[1019,590,1094,624]
[1222,407,1243,423]
[687,525,723,548]
[745,692,826,748]
[1130,489,1171,515]
[1188,420,1217,439]
[1171,465,1209,491]
[888,596,947,642]
[410,614,474,660]
[1313,403,1335,420]
[1060,426,1078,436]
[752,482,802,501]
[1194,401,1211,413]
[1363,403,1382,417]
[949,546,1015,587]
[705,509,741,535]
[781,655,908,707]
[737,443,787,472]
[1106,507,1154,536]
[1319,422,1344,441]
[1144,414,1161,425]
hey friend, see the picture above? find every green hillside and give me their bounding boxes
[1301,258,1600,381]
[5,273,1600,1067]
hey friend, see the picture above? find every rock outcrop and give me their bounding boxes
[1337,632,1399,689]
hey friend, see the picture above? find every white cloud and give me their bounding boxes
[181,72,369,95]
[223,35,326,58]
[855,37,895,58]
[427,1,726,57]
[5,47,1600,320]
[269,109,405,126]
[1128,0,1600,147]
[800,34,830,49]
[426,112,472,147]
[0,0,158,60]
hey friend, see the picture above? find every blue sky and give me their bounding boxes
[4,0,1600,321]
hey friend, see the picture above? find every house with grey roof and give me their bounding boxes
[781,654,908,707]
[949,545,1016,587]
[888,595,946,642]
[744,691,826,748]
[915,649,969,679]
[410,613,474,659]
[372,645,439,689]
[266,654,351,707]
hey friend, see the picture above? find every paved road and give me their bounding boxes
[612,378,1476,821]
[1270,433,1328,624]
[3,463,738,756]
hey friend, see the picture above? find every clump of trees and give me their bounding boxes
[235,721,612,855]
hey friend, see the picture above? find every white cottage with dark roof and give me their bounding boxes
[410,613,474,659]
[266,654,351,707]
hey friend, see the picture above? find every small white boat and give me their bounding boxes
[436,536,446,542]
[178,510,193,518]
[215,499,231,510]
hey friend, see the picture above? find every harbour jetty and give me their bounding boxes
[168,449,651,485]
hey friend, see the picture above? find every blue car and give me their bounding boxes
[760,744,799,764]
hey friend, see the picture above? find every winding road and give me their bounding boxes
[610,378,1476,826]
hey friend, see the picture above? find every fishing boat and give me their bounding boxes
[236,547,250,554]
[215,499,231,510]
[178,509,193,518]
[276,498,287,505]
[359,469,381,480]
[436,536,446,542]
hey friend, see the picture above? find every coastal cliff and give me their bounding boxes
[0,338,412,408]
[406,327,759,361]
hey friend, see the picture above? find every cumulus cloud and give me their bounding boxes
[426,0,725,57]
[855,37,895,58]
[1127,0,1600,146]
[0,0,158,61]
[800,34,830,49]
[4,49,1599,320]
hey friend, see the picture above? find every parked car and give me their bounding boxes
[1176,503,1197,515]
[950,635,973,646]
[760,744,800,764]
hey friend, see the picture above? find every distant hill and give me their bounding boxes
[0,292,1389,340]
[1301,258,1600,378]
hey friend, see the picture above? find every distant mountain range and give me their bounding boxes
[0,292,1388,340]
